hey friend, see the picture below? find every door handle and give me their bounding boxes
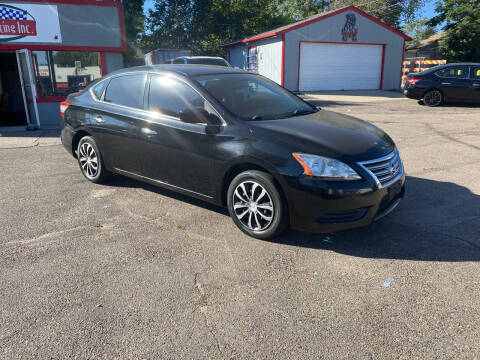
[141,128,157,135]
[473,83,480,88]
[95,116,103,123]
[441,82,452,85]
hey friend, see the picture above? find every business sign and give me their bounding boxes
[0,2,62,43]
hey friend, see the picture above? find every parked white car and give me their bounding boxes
[165,56,231,67]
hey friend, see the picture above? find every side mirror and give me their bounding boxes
[207,113,223,126]
[205,114,223,135]
[179,107,208,124]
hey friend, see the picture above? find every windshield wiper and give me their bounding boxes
[250,115,263,121]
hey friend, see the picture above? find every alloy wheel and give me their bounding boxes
[424,90,442,106]
[78,142,99,179]
[232,180,274,231]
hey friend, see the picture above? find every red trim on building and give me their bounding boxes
[36,96,67,103]
[399,39,406,89]
[99,52,107,75]
[297,41,386,91]
[117,1,127,53]
[280,6,354,37]
[351,7,412,41]
[379,44,386,89]
[222,5,412,48]
[0,44,125,52]
[281,34,285,87]
[221,33,279,48]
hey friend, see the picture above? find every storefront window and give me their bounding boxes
[32,51,102,97]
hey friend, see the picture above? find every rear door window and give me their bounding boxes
[173,58,185,64]
[473,67,480,79]
[148,75,205,118]
[435,67,469,79]
[103,74,146,109]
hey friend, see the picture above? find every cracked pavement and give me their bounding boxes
[1,92,480,359]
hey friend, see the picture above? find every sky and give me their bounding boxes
[421,1,438,20]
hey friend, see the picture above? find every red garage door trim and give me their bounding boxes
[297,41,386,91]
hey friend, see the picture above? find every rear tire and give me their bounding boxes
[227,170,288,239]
[423,89,443,107]
[77,136,111,183]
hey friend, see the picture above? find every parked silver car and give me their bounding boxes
[165,56,231,67]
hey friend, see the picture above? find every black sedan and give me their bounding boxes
[404,63,480,106]
[61,65,405,239]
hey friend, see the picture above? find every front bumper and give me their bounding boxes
[283,171,405,233]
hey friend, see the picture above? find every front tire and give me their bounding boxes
[423,89,443,107]
[77,136,111,183]
[227,170,287,239]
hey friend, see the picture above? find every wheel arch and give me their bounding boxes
[220,159,288,209]
[71,129,92,158]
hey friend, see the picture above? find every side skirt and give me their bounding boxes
[114,168,220,204]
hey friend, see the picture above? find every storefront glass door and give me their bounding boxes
[16,49,40,129]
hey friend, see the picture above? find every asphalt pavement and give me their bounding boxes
[1,92,480,359]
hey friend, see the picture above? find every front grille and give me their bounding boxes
[359,149,403,187]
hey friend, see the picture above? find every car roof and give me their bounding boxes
[177,56,226,60]
[106,65,246,78]
[417,63,480,74]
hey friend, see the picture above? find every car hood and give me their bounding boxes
[250,110,395,162]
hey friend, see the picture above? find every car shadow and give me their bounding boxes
[440,103,480,108]
[105,174,480,262]
[273,176,480,262]
[0,126,60,138]
[305,100,363,108]
[298,90,404,99]
[104,175,229,215]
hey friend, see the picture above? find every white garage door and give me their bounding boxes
[298,43,383,91]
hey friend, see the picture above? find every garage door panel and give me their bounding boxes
[299,43,383,91]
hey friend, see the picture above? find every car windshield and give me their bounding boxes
[193,73,317,120]
[188,58,230,67]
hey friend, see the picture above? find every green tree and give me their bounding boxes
[142,0,291,56]
[279,0,424,28]
[141,0,425,56]
[429,0,480,62]
[123,0,146,66]
[402,17,436,40]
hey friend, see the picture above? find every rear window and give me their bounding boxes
[435,67,468,79]
[104,74,146,109]
[187,58,229,67]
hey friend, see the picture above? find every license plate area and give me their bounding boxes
[387,179,403,202]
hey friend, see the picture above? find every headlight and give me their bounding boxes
[293,153,361,180]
